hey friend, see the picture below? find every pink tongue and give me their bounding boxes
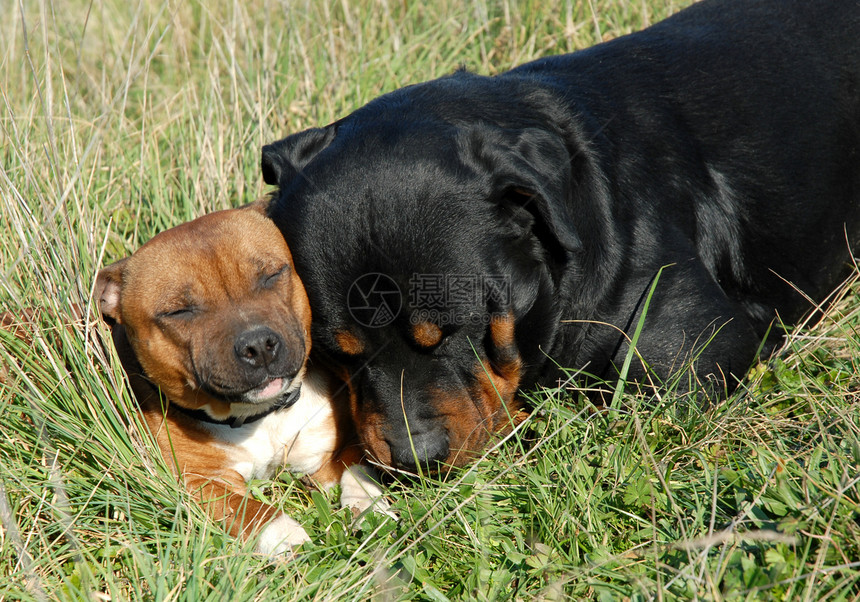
[259,378,284,398]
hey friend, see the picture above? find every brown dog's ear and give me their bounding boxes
[242,197,271,215]
[95,258,128,324]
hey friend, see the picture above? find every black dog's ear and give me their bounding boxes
[462,125,587,259]
[261,127,336,186]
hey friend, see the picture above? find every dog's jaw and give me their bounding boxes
[204,369,338,480]
[196,363,308,422]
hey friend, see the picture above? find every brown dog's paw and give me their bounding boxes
[340,465,398,523]
[255,513,311,556]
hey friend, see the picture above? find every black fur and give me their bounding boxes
[264,0,860,469]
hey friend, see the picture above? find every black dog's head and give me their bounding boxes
[263,72,609,471]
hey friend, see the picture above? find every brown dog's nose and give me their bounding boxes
[234,327,283,369]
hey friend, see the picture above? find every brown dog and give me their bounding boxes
[91,202,388,554]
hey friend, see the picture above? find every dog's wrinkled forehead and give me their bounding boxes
[121,209,293,314]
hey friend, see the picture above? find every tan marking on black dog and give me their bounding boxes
[411,321,443,348]
[334,329,364,356]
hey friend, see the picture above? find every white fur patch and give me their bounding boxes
[255,513,310,555]
[339,465,397,520]
[195,370,393,542]
[206,370,338,480]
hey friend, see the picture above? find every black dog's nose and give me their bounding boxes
[389,428,450,471]
[234,327,283,368]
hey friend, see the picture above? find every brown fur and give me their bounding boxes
[5,202,386,554]
[110,321,344,543]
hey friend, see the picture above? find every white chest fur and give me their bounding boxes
[205,371,337,481]
[201,370,393,527]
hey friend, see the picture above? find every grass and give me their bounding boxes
[1,0,858,599]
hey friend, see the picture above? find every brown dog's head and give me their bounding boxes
[96,204,311,420]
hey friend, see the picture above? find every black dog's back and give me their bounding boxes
[512,0,860,311]
[492,0,860,390]
[264,0,860,469]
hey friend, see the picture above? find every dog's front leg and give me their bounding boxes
[184,472,310,555]
[141,403,311,556]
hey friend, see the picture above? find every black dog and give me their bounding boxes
[262,0,860,471]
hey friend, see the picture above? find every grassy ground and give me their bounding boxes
[1,0,859,599]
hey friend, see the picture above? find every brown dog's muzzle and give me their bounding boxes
[232,326,299,379]
[192,319,307,403]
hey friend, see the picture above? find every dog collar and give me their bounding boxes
[172,385,303,429]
